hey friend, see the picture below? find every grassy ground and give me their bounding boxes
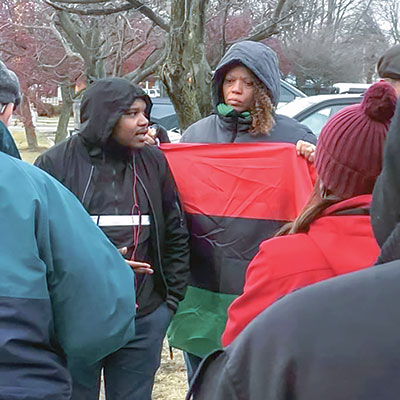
[154,341,187,400]
[8,125,50,163]
[9,122,188,400]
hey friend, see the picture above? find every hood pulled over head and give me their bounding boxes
[79,77,151,149]
[212,41,281,107]
[0,60,21,106]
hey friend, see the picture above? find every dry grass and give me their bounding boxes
[10,122,188,400]
[153,340,187,400]
[8,124,50,163]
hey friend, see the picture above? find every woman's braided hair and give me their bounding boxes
[250,76,275,136]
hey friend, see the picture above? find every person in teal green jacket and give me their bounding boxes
[0,61,136,400]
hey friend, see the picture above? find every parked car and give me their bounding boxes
[150,80,306,141]
[144,88,161,97]
[278,80,307,107]
[332,82,371,94]
[278,93,363,137]
[150,97,178,130]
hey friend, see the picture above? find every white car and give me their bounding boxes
[144,88,161,97]
[278,94,363,137]
[332,83,371,94]
[278,80,307,108]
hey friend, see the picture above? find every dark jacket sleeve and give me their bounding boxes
[154,124,171,143]
[0,122,21,159]
[188,350,239,400]
[299,122,318,145]
[371,100,400,247]
[161,156,190,311]
[34,149,59,179]
[189,300,300,400]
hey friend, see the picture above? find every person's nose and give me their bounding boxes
[138,113,148,127]
[231,80,243,94]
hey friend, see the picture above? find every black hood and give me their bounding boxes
[79,77,152,150]
[212,41,281,108]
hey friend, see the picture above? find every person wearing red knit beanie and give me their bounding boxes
[221,81,397,348]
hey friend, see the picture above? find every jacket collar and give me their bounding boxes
[322,194,372,217]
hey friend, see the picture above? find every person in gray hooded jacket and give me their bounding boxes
[177,41,317,380]
[181,41,316,150]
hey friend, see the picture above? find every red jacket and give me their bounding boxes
[222,194,379,347]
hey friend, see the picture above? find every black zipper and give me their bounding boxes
[81,165,95,206]
[231,117,238,142]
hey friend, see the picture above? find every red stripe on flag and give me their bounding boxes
[161,143,314,221]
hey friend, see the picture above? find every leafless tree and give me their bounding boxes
[42,0,293,129]
[377,0,400,44]
[279,0,386,87]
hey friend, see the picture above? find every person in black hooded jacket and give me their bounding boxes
[35,77,190,400]
[188,100,400,400]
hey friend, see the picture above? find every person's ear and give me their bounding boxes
[0,103,14,126]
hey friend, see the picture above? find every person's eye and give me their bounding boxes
[225,78,233,83]
[125,111,137,117]
[245,81,254,87]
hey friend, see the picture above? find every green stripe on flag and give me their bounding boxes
[167,286,237,358]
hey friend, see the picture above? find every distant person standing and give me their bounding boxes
[0,59,136,400]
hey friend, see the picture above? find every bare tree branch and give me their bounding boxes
[125,0,170,32]
[0,22,12,31]
[233,8,298,43]
[39,53,69,68]
[122,24,154,60]
[9,23,52,30]
[43,0,135,16]
[49,0,114,3]
[49,15,85,62]
[124,46,166,83]
[43,0,170,31]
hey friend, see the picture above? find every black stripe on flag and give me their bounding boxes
[187,213,286,295]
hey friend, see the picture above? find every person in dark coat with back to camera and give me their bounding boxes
[188,95,400,400]
[222,81,397,346]
[0,58,137,400]
[175,40,317,380]
[35,77,190,400]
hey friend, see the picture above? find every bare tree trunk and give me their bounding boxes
[20,95,38,149]
[55,84,74,144]
[56,11,106,83]
[161,0,212,130]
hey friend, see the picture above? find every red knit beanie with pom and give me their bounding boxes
[314,81,397,199]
